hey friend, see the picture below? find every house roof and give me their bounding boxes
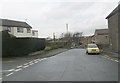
[95,29,109,35]
[106,4,120,19]
[0,19,32,28]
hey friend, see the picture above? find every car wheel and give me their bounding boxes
[97,53,100,55]
[86,51,88,54]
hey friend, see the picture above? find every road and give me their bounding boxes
[2,49,118,81]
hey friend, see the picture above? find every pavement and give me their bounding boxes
[2,48,68,70]
[1,49,118,81]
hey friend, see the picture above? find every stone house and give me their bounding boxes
[94,29,109,44]
[106,4,120,53]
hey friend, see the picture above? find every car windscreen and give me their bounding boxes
[88,45,98,48]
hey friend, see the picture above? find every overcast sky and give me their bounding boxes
[0,0,119,38]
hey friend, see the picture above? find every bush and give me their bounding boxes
[46,41,65,50]
[2,31,46,57]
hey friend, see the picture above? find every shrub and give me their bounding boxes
[2,31,46,57]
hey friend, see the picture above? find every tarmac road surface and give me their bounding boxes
[2,49,118,81]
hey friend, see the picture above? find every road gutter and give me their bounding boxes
[101,55,119,63]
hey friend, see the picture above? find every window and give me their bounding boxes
[3,27,11,32]
[17,27,23,33]
[105,36,108,38]
[32,31,35,36]
[88,44,98,48]
[27,28,31,33]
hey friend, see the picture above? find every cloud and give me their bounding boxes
[1,1,118,38]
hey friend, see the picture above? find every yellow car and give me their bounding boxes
[86,44,100,54]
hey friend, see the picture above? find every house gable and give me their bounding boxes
[95,29,109,35]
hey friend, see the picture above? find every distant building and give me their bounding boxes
[32,30,38,38]
[94,29,109,45]
[0,19,38,38]
[106,4,120,53]
[91,35,95,43]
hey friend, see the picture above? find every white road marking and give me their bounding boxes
[23,63,29,65]
[17,65,23,68]
[115,60,119,62]
[29,61,33,63]
[110,59,114,61]
[8,69,15,71]
[34,61,39,63]
[6,72,14,76]
[23,65,29,68]
[0,78,2,82]
[15,68,22,72]
[29,63,34,65]
[34,59,39,61]
[4,58,47,77]
[102,55,119,63]
[38,58,47,61]
[103,56,107,58]
[2,69,15,72]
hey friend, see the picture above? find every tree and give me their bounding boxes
[72,32,83,46]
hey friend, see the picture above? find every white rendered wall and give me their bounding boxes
[13,27,32,37]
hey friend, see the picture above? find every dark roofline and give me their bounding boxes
[95,29,108,35]
[95,28,108,31]
[106,4,120,19]
[0,19,32,28]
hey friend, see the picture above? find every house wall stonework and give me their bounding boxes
[94,34,109,45]
[107,12,119,52]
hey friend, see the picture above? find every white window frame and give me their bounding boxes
[27,28,31,33]
[17,27,23,33]
[32,31,35,36]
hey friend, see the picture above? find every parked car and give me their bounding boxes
[86,44,100,55]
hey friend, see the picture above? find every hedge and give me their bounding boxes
[2,31,46,57]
